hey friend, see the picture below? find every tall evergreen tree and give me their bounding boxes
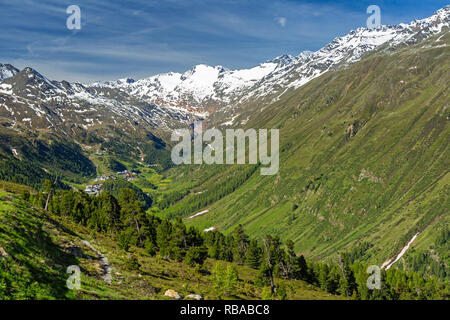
[261,235,284,294]
[246,239,262,268]
[232,225,250,264]
[338,253,357,297]
[119,188,147,246]
[156,219,173,259]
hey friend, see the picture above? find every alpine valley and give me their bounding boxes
[0,6,449,300]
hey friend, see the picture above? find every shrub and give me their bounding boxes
[184,246,208,267]
[125,254,141,271]
[144,239,157,256]
[118,230,133,252]
[212,263,239,296]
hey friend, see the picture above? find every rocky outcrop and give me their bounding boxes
[0,246,9,258]
[164,289,182,300]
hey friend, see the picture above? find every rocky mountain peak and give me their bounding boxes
[0,63,20,81]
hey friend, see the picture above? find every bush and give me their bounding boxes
[212,263,239,297]
[125,254,141,271]
[276,284,287,300]
[256,264,272,287]
[184,246,208,266]
[118,230,133,252]
[261,287,272,300]
[21,190,30,202]
[145,239,157,256]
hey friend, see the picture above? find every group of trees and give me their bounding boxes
[209,229,448,299]
[101,179,153,209]
[33,181,208,267]
[0,137,96,190]
[0,158,63,190]
[162,165,259,218]
[31,180,448,300]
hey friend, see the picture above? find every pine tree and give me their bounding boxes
[338,253,357,297]
[280,239,298,279]
[223,265,239,296]
[43,179,55,211]
[119,188,146,246]
[144,238,157,256]
[156,219,173,259]
[212,262,226,297]
[326,265,341,294]
[186,226,204,247]
[294,255,309,281]
[232,225,250,264]
[170,217,187,261]
[256,263,272,287]
[246,240,262,268]
[118,229,133,251]
[318,263,330,290]
[261,235,284,294]
[221,235,234,262]
[184,246,208,266]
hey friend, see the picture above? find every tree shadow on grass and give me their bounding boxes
[0,210,80,299]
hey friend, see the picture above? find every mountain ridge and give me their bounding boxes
[0,5,448,287]
[1,6,448,131]
[88,5,450,118]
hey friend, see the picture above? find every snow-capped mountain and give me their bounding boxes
[91,54,311,114]
[0,67,196,134]
[0,6,448,134]
[89,6,449,120]
[245,5,450,100]
[0,64,19,81]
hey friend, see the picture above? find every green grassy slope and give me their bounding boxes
[161,32,449,275]
[0,191,78,299]
[0,189,342,300]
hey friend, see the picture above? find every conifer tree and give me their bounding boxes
[246,239,262,268]
[184,246,208,266]
[232,225,250,264]
[338,253,357,296]
[119,188,147,246]
[261,235,284,294]
[156,219,173,259]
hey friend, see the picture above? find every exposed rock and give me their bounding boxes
[164,289,182,300]
[358,168,382,183]
[185,294,203,300]
[0,247,9,258]
[82,240,112,284]
[346,121,359,137]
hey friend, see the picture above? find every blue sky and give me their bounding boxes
[0,0,448,82]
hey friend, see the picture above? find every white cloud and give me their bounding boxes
[277,17,287,27]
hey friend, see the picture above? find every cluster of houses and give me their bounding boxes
[94,170,137,183]
[116,170,137,181]
[84,184,101,196]
[95,175,116,182]
[84,170,139,196]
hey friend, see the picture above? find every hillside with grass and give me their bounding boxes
[0,185,347,300]
[0,11,448,301]
[156,32,449,280]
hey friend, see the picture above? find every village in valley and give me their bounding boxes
[84,170,138,195]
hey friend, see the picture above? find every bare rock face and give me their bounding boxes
[164,289,182,300]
